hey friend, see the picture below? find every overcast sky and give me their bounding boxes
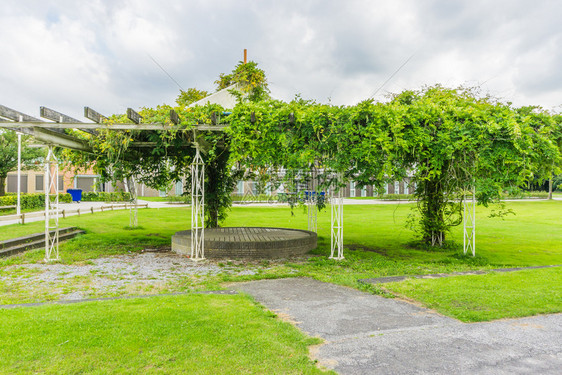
[1,0,561,121]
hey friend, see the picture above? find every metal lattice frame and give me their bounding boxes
[463,186,476,256]
[190,146,205,260]
[44,146,59,262]
[128,176,138,228]
[330,173,344,260]
[307,193,317,232]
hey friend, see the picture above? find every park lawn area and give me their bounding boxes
[0,293,327,374]
[0,200,560,322]
[384,267,562,322]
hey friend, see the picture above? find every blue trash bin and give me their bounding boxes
[67,189,83,202]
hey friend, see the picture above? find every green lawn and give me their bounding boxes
[0,294,327,374]
[385,267,562,322]
[0,201,561,372]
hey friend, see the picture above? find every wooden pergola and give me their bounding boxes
[0,104,228,261]
[0,103,349,263]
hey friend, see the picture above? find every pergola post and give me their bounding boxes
[128,176,138,228]
[44,145,59,262]
[463,185,476,256]
[330,172,344,260]
[190,145,205,260]
[16,132,22,224]
[307,192,317,232]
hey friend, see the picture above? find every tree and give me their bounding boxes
[176,88,209,107]
[385,87,560,245]
[215,61,270,102]
[227,86,561,246]
[63,61,270,228]
[0,130,45,196]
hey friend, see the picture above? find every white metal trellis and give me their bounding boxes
[330,173,344,260]
[44,146,59,262]
[463,186,476,256]
[307,192,317,232]
[16,132,22,224]
[128,176,138,228]
[190,146,205,260]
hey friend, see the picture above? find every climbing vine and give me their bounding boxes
[62,60,561,245]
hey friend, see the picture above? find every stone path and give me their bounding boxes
[234,278,562,375]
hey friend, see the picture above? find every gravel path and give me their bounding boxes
[0,251,269,303]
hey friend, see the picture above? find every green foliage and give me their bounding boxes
[215,61,270,102]
[81,191,132,202]
[227,86,561,246]
[175,87,209,106]
[0,193,71,210]
[60,63,561,242]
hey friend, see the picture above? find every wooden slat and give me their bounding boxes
[0,122,228,131]
[40,106,80,123]
[170,109,180,125]
[84,107,106,123]
[41,106,97,135]
[127,108,142,124]
[0,105,41,122]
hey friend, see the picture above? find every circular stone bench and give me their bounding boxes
[171,227,317,259]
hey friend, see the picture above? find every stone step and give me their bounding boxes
[0,228,85,258]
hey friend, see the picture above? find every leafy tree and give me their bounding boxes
[176,88,209,107]
[0,130,45,196]
[227,86,560,246]
[63,60,270,228]
[215,61,270,102]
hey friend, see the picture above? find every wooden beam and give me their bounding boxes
[0,122,228,131]
[40,106,80,123]
[0,105,41,122]
[40,106,97,135]
[31,128,92,153]
[127,108,142,124]
[170,109,180,125]
[84,107,107,123]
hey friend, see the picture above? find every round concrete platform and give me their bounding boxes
[171,227,317,258]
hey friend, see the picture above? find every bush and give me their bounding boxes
[81,191,132,202]
[0,193,71,210]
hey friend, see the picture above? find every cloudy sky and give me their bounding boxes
[1,0,561,121]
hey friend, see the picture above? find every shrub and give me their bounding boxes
[81,191,132,202]
[0,193,71,210]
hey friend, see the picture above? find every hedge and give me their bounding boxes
[81,191,132,202]
[0,193,71,210]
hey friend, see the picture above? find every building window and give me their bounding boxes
[36,174,44,191]
[7,175,27,193]
[350,181,356,197]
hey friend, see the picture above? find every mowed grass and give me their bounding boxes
[0,294,327,374]
[385,267,562,322]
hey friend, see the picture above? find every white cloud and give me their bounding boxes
[0,0,561,120]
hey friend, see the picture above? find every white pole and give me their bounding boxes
[16,132,22,224]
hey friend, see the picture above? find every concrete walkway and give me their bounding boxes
[0,199,188,226]
[234,278,562,375]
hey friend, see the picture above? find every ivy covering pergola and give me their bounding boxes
[1,85,559,262]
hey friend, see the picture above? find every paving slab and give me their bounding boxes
[234,278,562,374]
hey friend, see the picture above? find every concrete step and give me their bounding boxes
[0,228,85,257]
[0,227,79,250]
